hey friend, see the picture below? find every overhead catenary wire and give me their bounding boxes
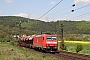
[55,3,90,20]
[38,0,63,19]
[72,3,90,12]
[49,3,90,21]
[69,11,90,20]
[44,4,75,21]
[48,6,72,15]
[47,6,72,21]
[68,4,90,20]
[48,4,75,15]
[75,4,90,11]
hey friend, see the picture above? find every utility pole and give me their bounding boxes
[60,23,64,50]
[18,21,22,46]
[19,21,21,34]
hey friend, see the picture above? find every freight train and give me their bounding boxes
[18,33,58,52]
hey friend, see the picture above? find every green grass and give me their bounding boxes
[0,42,61,60]
[1,41,90,60]
[58,42,90,55]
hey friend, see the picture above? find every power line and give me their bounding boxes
[48,6,72,15]
[75,4,90,10]
[49,4,75,15]
[69,4,90,20]
[55,3,90,20]
[72,3,90,12]
[70,12,90,20]
[58,4,90,17]
[53,3,90,19]
[38,0,63,19]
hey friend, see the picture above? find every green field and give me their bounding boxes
[0,42,60,60]
[58,41,90,55]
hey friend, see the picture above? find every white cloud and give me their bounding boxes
[13,13,50,22]
[74,0,90,4]
[14,13,28,17]
[30,14,39,19]
[5,0,12,3]
[27,14,50,22]
[49,2,56,5]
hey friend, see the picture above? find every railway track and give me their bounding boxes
[54,51,90,60]
[18,45,90,60]
[30,49,90,60]
[28,48,90,60]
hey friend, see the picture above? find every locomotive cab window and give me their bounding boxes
[46,36,56,40]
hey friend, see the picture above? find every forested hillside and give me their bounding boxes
[0,16,90,34]
[0,16,90,41]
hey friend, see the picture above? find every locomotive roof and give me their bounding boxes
[35,34,56,37]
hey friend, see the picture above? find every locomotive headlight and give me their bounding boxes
[54,47,57,49]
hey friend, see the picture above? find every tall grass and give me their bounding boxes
[0,43,61,60]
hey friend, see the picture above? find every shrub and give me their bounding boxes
[76,44,83,53]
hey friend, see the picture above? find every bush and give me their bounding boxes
[76,44,83,53]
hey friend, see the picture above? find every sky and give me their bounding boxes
[0,0,90,22]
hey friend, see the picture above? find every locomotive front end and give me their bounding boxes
[45,35,58,52]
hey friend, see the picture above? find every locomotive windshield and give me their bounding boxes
[46,36,56,40]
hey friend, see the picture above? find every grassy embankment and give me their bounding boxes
[0,42,60,60]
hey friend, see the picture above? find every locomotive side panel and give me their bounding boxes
[33,35,43,48]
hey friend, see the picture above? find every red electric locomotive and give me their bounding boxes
[33,34,58,52]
